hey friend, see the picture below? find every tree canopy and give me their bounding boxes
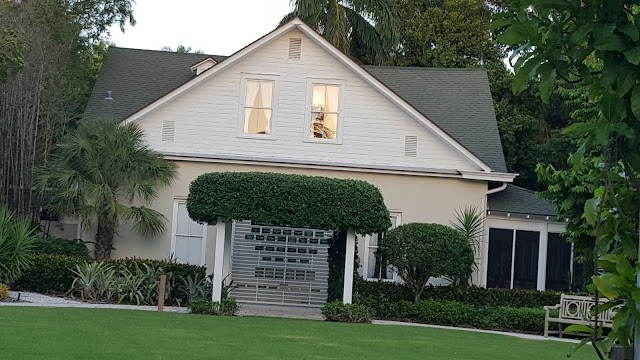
[495,0,640,354]
[282,0,398,64]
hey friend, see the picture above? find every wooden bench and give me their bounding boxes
[544,294,615,338]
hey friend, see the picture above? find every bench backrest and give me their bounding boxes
[559,294,615,325]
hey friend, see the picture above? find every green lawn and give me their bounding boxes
[0,307,597,360]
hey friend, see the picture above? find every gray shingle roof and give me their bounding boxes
[363,66,506,172]
[84,47,507,172]
[83,48,227,121]
[488,184,556,216]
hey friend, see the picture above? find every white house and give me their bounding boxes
[64,18,571,306]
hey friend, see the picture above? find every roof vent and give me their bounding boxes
[404,135,418,157]
[105,91,113,100]
[288,38,302,59]
[161,120,176,142]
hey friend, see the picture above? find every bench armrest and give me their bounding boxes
[544,304,561,311]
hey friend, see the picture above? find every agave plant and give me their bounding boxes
[68,262,116,300]
[0,208,37,284]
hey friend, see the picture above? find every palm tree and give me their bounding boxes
[281,0,398,64]
[0,208,37,284]
[36,121,177,260]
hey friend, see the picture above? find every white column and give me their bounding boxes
[537,223,548,291]
[343,229,356,304]
[212,219,226,302]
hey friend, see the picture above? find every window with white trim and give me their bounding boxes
[364,212,401,281]
[171,201,206,266]
[243,79,274,135]
[309,84,340,140]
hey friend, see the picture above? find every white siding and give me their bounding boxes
[136,29,480,172]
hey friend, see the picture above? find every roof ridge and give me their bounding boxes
[363,65,487,72]
[109,46,227,58]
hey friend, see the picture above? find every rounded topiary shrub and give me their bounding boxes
[378,223,474,303]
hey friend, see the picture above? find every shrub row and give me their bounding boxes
[370,300,548,334]
[32,237,89,258]
[189,298,238,316]
[12,254,206,299]
[354,279,570,309]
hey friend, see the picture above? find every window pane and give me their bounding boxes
[312,85,326,111]
[245,80,273,108]
[310,112,337,139]
[545,233,571,291]
[487,228,513,288]
[324,86,340,112]
[513,230,539,289]
[245,108,272,134]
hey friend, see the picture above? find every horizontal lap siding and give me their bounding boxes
[138,29,479,172]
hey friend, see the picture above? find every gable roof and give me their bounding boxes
[83,48,227,121]
[363,67,506,172]
[83,19,507,173]
[488,185,556,217]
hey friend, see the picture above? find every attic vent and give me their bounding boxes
[161,120,176,142]
[404,135,418,157]
[288,38,302,59]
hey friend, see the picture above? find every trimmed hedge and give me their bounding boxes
[12,254,85,293]
[187,172,391,234]
[354,279,568,309]
[371,300,547,334]
[33,237,89,258]
[322,301,373,323]
[189,298,238,316]
[12,255,206,296]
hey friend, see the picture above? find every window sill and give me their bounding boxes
[363,277,398,283]
[303,137,342,145]
[237,134,276,141]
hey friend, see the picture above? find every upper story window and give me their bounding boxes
[309,84,340,140]
[240,76,277,137]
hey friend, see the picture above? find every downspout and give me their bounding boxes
[479,182,508,287]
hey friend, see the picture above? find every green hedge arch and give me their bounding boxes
[187,172,391,234]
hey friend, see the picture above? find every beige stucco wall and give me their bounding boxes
[81,160,488,282]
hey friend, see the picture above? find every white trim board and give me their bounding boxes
[122,18,496,173]
[162,153,516,182]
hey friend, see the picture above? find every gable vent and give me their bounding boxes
[161,120,176,142]
[288,38,302,59]
[404,135,418,157]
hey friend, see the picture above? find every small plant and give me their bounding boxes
[179,273,212,303]
[322,301,373,323]
[189,298,238,316]
[68,262,116,301]
[0,208,38,284]
[0,283,9,300]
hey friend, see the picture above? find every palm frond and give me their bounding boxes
[451,205,485,247]
[126,206,167,237]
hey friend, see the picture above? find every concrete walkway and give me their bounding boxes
[372,320,582,344]
[1,291,188,313]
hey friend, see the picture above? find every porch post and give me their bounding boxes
[343,229,356,304]
[212,218,226,302]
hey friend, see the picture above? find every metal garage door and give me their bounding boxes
[231,221,331,307]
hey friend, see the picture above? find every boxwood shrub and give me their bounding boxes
[322,301,373,323]
[32,237,89,258]
[371,300,547,334]
[354,279,567,309]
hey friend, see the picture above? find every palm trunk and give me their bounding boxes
[95,217,115,260]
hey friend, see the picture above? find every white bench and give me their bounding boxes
[544,294,615,337]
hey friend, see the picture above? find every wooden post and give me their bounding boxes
[158,273,166,313]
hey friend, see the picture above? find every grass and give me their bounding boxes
[0,307,598,360]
